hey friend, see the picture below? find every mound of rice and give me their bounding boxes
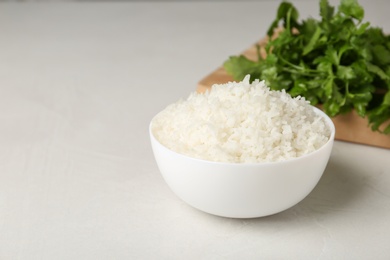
[152,75,331,163]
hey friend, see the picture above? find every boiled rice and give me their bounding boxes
[152,75,330,163]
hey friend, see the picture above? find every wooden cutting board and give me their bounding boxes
[197,35,390,149]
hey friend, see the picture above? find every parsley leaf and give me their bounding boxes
[224,0,390,134]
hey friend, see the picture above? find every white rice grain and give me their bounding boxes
[152,75,330,163]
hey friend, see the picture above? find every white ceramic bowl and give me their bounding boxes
[150,107,335,218]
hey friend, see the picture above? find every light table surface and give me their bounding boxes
[0,1,389,259]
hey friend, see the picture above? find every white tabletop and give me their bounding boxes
[1,1,390,259]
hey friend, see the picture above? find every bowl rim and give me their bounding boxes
[150,106,335,166]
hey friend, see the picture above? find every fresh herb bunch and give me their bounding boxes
[224,0,390,134]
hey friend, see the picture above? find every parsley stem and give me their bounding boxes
[277,53,320,74]
[282,67,321,77]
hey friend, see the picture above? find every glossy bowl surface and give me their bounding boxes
[150,107,335,218]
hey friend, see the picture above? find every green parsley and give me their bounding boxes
[224,0,390,134]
